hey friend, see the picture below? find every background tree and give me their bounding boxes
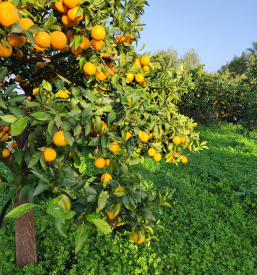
[154,46,180,68]
[180,48,201,70]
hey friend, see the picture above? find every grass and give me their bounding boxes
[1,122,257,274]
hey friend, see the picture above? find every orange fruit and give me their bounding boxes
[180,137,186,143]
[84,62,96,75]
[94,157,106,168]
[58,90,68,98]
[101,173,112,184]
[62,14,77,27]
[79,36,90,50]
[126,34,133,43]
[15,75,22,82]
[50,31,67,50]
[108,142,119,153]
[0,132,8,142]
[133,231,145,244]
[143,66,149,72]
[66,30,74,43]
[0,7,19,28]
[68,152,81,158]
[135,73,144,83]
[19,18,34,32]
[0,2,15,9]
[46,99,51,104]
[107,68,115,76]
[0,40,12,58]
[10,142,18,149]
[139,131,148,142]
[114,217,122,226]
[67,6,83,21]
[7,130,11,136]
[2,148,10,158]
[53,131,68,146]
[139,81,146,86]
[37,62,45,69]
[91,39,104,50]
[105,61,113,68]
[44,148,57,162]
[63,0,78,8]
[125,132,131,141]
[181,156,188,164]
[133,58,142,67]
[61,45,70,52]
[126,73,134,82]
[106,210,115,219]
[71,45,82,55]
[21,80,29,87]
[140,55,150,66]
[148,148,156,156]
[93,121,107,134]
[172,136,181,145]
[34,44,46,52]
[12,49,23,58]
[95,70,108,81]
[35,31,51,48]
[153,152,161,161]
[7,34,26,48]
[1,126,9,132]
[91,25,106,40]
[105,159,110,166]
[115,34,126,45]
[55,0,68,13]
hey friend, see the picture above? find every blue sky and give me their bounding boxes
[136,0,257,72]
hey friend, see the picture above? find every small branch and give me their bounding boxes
[21,140,28,152]
[73,217,80,227]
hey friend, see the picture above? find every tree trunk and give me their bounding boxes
[218,113,221,128]
[14,193,37,267]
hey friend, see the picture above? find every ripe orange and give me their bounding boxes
[172,136,181,145]
[91,39,104,50]
[61,45,70,52]
[181,156,188,164]
[71,45,82,55]
[139,131,148,142]
[105,159,110,166]
[106,210,115,219]
[139,81,146,86]
[180,137,186,143]
[105,61,113,68]
[35,31,51,48]
[19,18,34,32]
[58,90,68,98]
[62,14,77,27]
[0,2,16,9]
[50,31,67,50]
[91,25,106,40]
[0,132,8,142]
[15,75,22,82]
[67,6,83,21]
[126,34,133,43]
[0,40,12,58]
[95,70,108,81]
[126,73,134,82]
[125,132,131,141]
[143,66,149,72]
[108,142,119,153]
[133,231,145,244]
[153,152,161,161]
[63,0,78,8]
[50,2,56,9]
[34,44,46,52]
[66,30,74,43]
[55,0,68,13]
[115,34,126,45]
[133,58,142,67]
[148,148,156,156]
[94,157,106,168]
[140,55,150,66]
[101,173,112,184]
[2,148,10,158]
[1,126,9,132]
[37,62,45,69]
[12,49,23,58]
[114,217,122,226]
[0,7,19,28]
[7,34,26,48]
[135,73,144,83]
[84,62,96,75]
[79,36,90,50]
[44,148,57,162]
[93,121,107,134]
[10,142,18,149]
[53,131,68,146]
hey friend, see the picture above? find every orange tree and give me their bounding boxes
[0,0,206,267]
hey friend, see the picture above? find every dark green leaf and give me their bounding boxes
[28,151,41,168]
[41,215,54,231]
[54,218,67,237]
[75,223,88,253]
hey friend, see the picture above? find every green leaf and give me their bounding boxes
[41,215,53,231]
[31,169,50,183]
[98,191,108,211]
[160,202,172,208]
[0,98,7,109]
[33,182,49,196]
[108,112,116,124]
[14,149,24,165]
[40,154,47,171]
[139,44,145,51]
[0,182,10,191]
[64,131,73,146]
[9,107,23,118]
[0,115,17,123]
[46,197,66,224]
[28,132,36,149]
[75,223,88,253]
[27,24,40,34]
[88,136,100,146]
[65,210,76,219]
[75,6,83,18]
[19,184,33,202]
[5,203,37,218]
[114,186,126,196]
[0,67,8,82]
[11,117,28,136]
[23,30,35,47]
[8,95,26,103]
[28,151,41,168]
[54,218,67,237]
[42,79,52,91]
[26,102,41,107]
[31,112,52,120]
[5,84,17,96]
[85,214,111,234]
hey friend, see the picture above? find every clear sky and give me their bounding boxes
[136,0,257,73]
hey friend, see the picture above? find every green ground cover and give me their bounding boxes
[1,122,257,275]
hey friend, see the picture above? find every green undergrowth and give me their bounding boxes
[1,122,257,274]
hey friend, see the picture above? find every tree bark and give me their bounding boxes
[14,193,37,267]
